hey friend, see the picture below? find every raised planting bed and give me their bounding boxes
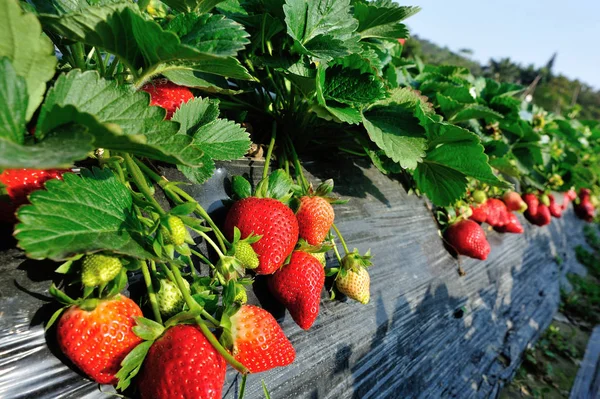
[0,158,588,398]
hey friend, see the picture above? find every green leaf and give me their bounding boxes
[14,167,154,261]
[170,202,197,216]
[321,65,386,107]
[322,105,362,124]
[116,340,153,391]
[162,69,245,95]
[166,13,250,57]
[353,2,420,40]
[132,317,165,341]
[232,175,252,199]
[0,58,28,144]
[361,90,429,169]
[161,0,225,13]
[414,126,511,206]
[450,104,504,123]
[267,169,293,200]
[284,0,359,61]
[37,70,205,166]
[173,97,250,184]
[0,0,58,119]
[162,57,254,81]
[39,3,223,73]
[0,124,94,169]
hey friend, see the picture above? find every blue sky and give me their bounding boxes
[405,0,600,89]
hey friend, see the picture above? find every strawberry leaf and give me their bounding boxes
[361,101,428,170]
[318,65,386,108]
[166,13,250,57]
[14,167,155,261]
[116,340,153,391]
[232,175,252,199]
[39,3,251,79]
[0,124,94,169]
[0,0,57,120]
[37,70,205,166]
[0,58,28,145]
[161,0,226,13]
[353,2,420,40]
[284,0,360,61]
[450,104,504,123]
[414,125,511,206]
[162,69,245,94]
[173,97,251,184]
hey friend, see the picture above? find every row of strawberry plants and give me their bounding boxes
[0,0,598,397]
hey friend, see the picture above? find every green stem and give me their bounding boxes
[190,249,215,268]
[123,154,165,216]
[239,374,247,399]
[332,241,344,267]
[93,49,106,77]
[170,264,248,374]
[332,223,350,255]
[262,121,277,180]
[133,159,229,252]
[285,137,309,191]
[141,261,163,324]
[106,56,119,78]
[160,263,220,326]
[339,147,367,157]
[198,231,225,258]
[71,43,86,70]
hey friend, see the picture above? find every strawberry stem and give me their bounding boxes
[169,263,248,374]
[141,260,163,325]
[133,158,229,252]
[331,223,350,255]
[284,136,309,191]
[262,121,277,180]
[123,154,166,216]
[197,231,225,258]
[159,262,220,326]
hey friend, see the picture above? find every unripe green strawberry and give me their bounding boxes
[162,216,186,246]
[157,279,189,318]
[81,254,122,287]
[234,241,259,269]
[336,267,370,304]
[310,252,326,266]
[234,287,248,304]
[472,190,487,204]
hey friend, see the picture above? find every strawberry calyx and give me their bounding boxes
[341,248,373,273]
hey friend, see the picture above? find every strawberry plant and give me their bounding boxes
[1,0,600,396]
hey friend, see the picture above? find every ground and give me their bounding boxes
[500,224,600,398]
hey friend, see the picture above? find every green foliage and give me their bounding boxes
[14,168,154,261]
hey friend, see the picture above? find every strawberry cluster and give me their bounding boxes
[445,187,592,261]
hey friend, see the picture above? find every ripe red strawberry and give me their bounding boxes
[224,197,299,275]
[470,203,488,223]
[228,305,295,372]
[548,194,562,218]
[296,196,334,245]
[566,189,578,201]
[579,188,592,199]
[56,296,143,384]
[138,325,226,399]
[268,251,325,330]
[485,198,509,227]
[503,191,527,212]
[140,79,194,120]
[575,198,595,222]
[526,204,552,226]
[0,168,65,207]
[522,193,539,217]
[494,212,523,234]
[444,219,491,260]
